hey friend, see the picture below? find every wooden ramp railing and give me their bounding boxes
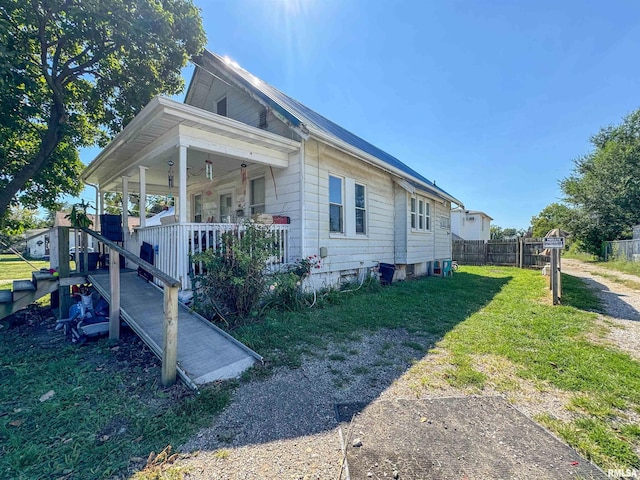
[80,227,182,387]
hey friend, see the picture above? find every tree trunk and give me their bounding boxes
[0,108,65,226]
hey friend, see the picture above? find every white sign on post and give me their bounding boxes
[543,237,565,249]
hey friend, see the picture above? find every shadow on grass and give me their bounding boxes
[560,273,602,312]
[181,270,512,452]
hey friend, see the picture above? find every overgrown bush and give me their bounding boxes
[191,222,279,317]
[260,255,322,312]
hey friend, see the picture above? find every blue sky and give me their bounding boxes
[77,0,640,229]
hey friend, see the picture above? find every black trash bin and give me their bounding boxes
[379,263,395,285]
[78,252,99,271]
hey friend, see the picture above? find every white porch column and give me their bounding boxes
[122,176,129,251]
[178,145,187,223]
[139,166,147,229]
[99,190,105,215]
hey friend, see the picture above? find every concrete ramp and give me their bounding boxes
[89,271,261,388]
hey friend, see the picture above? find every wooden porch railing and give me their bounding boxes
[134,223,290,290]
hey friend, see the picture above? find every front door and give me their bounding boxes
[219,193,233,223]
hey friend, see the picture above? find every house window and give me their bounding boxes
[411,195,431,231]
[258,108,267,129]
[193,193,202,222]
[216,97,227,117]
[410,198,416,229]
[425,202,431,230]
[355,183,366,234]
[329,175,343,233]
[250,177,265,214]
[440,215,450,229]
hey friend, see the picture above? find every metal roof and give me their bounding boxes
[192,51,461,205]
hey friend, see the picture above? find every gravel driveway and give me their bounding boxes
[561,258,640,361]
[173,261,640,479]
[178,329,434,479]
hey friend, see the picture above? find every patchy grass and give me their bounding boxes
[233,269,510,369]
[596,259,640,278]
[426,266,640,470]
[0,312,231,480]
[591,271,640,291]
[235,265,640,469]
[563,251,599,262]
[564,252,640,280]
[3,264,640,475]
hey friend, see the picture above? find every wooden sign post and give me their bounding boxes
[543,237,565,305]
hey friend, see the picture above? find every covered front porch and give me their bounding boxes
[82,97,301,290]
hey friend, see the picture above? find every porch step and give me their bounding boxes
[13,279,36,292]
[0,290,12,304]
[32,270,55,289]
[0,273,60,322]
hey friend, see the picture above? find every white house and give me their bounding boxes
[81,50,463,290]
[451,209,493,241]
[25,228,50,258]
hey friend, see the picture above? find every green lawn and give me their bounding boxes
[409,267,640,470]
[1,265,639,478]
[0,254,50,283]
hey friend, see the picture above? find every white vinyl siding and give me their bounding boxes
[303,139,394,276]
[194,77,296,139]
[434,202,452,259]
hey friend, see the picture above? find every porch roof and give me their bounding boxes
[82,97,301,193]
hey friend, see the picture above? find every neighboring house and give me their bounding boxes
[451,209,492,241]
[81,50,463,290]
[25,228,50,258]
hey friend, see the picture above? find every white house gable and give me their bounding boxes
[186,63,297,141]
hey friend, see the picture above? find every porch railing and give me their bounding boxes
[135,223,290,290]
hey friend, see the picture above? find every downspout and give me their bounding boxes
[433,200,437,267]
[299,140,305,260]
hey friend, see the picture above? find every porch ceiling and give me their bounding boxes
[82,97,301,193]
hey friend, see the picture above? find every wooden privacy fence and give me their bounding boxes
[453,238,550,268]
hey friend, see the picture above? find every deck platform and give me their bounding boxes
[89,271,262,388]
